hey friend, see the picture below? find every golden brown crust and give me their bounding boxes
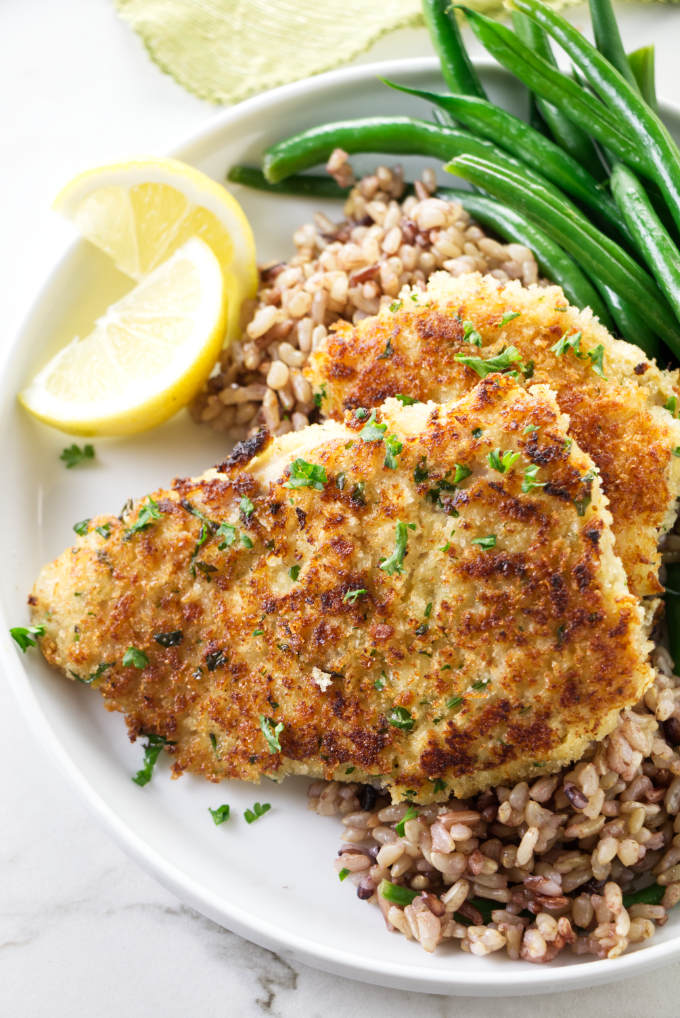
[306,273,680,604]
[31,376,652,803]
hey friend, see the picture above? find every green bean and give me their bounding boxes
[438,187,613,325]
[667,564,680,676]
[421,0,486,98]
[511,0,680,234]
[628,46,657,112]
[611,163,680,325]
[262,116,592,201]
[446,153,680,356]
[383,81,628,243]
[595,284,661,356]
[511,10,605,179]
[458,8,650,176]
[588,0,638,91]
[227,165,350,199]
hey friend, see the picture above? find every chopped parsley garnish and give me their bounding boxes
[284,458,328,490]
[239,495,255,519]
[95,523,111,540]
[123,646,149,669]
[380,520,414,576]
[153,631,183,647]
[454,345,524,378]
[378,337,394,359]
[69,661,113,685]
[124,498,161,539]
[289,564,301,581]
[488,448,520,473]
[132,733,171,787]
[432,778,447,793]
[253,628,264,636]
[359,410,387,442]
[217,522,237,548]
[190,521,211,576]
[674,447,680,457]
[209,732,219,753]
[314,383,327,409]
[472,678,490,691]
[425,602,432,617]
[350,482,366,506]
[378,879,418,906]
[60,443,95,469]
[241,534,254,549]
[551,330,582,357]
[389,300,403,312]
[260,714,284,753]
[453,463,472,483]
[462,321,482,346]
[244,801,271,824]
[523,423,538,434]
[73,518,90,536]
[446,695,463,710]
[472,428,483,438]
[574,468,597,516]
[387,706,415,731]
[343,588,367,604]
[338,867,350,881]
[415,623,428,636]
[384,433,403,469]
[498,311,520,327]
[395,394,417,406]
[522,464,545,493]
[205,649,227,671]
[395,806,418,836]
[354,408,369,421]
[471,534,497,550]
[10,624,45,652]
[374,673,387,691]
[209,804,231,825]
[587,343,606,377]
[665,396,678,417]
[414,457,429,483]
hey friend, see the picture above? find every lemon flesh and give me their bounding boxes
[20,238,227,436]
[53,157,257,344]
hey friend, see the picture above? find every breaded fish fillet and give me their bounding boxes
[31,376,652,802]
[306,272,680,608]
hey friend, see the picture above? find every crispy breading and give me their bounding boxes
[306,272,680,607]
[30,376,653,803]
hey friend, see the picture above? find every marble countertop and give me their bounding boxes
[3,2,680,1014]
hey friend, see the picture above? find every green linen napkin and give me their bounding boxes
[115,0,668,106]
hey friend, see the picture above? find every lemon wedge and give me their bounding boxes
[53,157,257,343]
[20,238,227,436]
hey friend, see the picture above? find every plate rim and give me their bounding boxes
[4,55,680,996]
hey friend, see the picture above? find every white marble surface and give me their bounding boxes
[3,1,680,1014]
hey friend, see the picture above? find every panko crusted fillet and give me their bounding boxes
[30,375,653,803]
[305,272,680,612]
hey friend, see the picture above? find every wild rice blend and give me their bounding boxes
[193,157,680,961]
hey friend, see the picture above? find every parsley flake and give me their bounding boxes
[454,345,525,378]
[446,695,463,710]
[523,423,538,434]
[472,428,483,438]
[240,495,255,519]
[453,463,472,483]
[289,564,301,581]
[378,338,394,359]
[472,534,497,550]
[338,867,350,881]
[132,733,171,787]
[284,459,328,490]
[498,311,520,327]
[574,469,597,516]
[343,588,367,604]
[209,804,231,825]
[217,522,237,549]
[551,330,582,357]
[73,518,91,536]
[587,343,606,377]
[244,801,271,824]
[674,447,680,457]
[380,520,412,576]
[665,396,678,417]
[314,383,327,409]
[387,706,414,731]
[10,624,45,652]
[414,457,429,483]
[522,464,545,493]
[123,646,149,669]
[69,662,113,685]
[389,300,403,312]
[60,443,95,469]
[395,806,418,836]
[95,523,111,540]
[359,410,387,443]
[462,321,482,346]
[488,448,520,473]
[395,394,417,406]
[374,673,387,691]
[124,498,161,539]
[384,433,403,469]
[260,715,284,753]
[432,778,447,793]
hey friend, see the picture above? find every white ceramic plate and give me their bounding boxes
[3,58,680,997]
